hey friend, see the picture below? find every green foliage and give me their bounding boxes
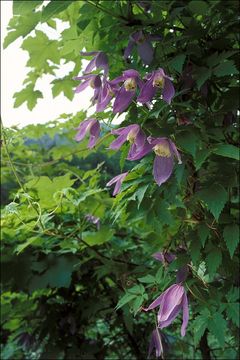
[2,0,240,359]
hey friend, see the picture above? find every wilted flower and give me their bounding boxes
[148,328,163,358]
[80,51,109,75]
[124,31,161,65]
[110,69,143,113]
[106,172,128,196]
[144,283,189,337]
[85,214,100,230]
[147,137,181,186]
[109,124,150,160]
[75,118,100,149]
[153,252,176,265]
[138,68,175,104]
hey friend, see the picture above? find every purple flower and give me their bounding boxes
[148,328,163,359]
[85,214,100,230]
[80,51,109,75]
[110,69,143,113]
[124,31,161,65]
[153,252,176,265]
[96,80,119,112]
[144,284,189,337]
[147,137,182,186]
[75,118,100,149]
[138,68,175,105]
[74,74,102,101]
[109,124,150,160]
[106,172,128,196]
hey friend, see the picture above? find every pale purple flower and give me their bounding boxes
[148,328,163,359]
[147,137,182,186]
[74,74,102,104]
[75,118,100,149]
[85,214,100,230]
[109,124,150,160]
[106,172,128,196]
[124,31,161,65]
[80,51,109,75]
[96,80,119,112]
[138,68,175,104]
[144,283,189,337]
[153,252,176,264]
[110,69,143,113]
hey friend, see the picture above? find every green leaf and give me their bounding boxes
[52,79,76,101]
[193,311,209,346]
[190,239,201,265]
[197,184,228,220]
[197,224,209,247]
[226,302,239,327]
[213,60,238,77]
[196,67,212,89]
[41,0,75,22]
[119,143,129,172]
[177,131,199,157]
[138,275,156,284]
[206,248,222,277]
[169,54,186,73]
[208,312,227,347]
[132,296,144,316]
[13,0,43,15]
[82,226,114,246]
[188,0,209,15]
[223,224,239,258]
[194,149,211,170]
[115,293,136,311]
[213,144,239,161]
[13,85,43,110]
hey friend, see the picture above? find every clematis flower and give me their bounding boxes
[75,118,100,149]
[106,172,128,196]
[138,68,175,104]
[148,328,163,359]
[96,80,119,112]
[85,214,100,230]
[144,283,189,337]
[109,124,150,160]
[153,252,176,265]
[74,74,102,97]
[110,69,143,113]
[124,31,161,65]
[80,51,109,75]
[147,137,182,186]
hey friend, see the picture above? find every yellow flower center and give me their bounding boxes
[127,128,137,143]
[90,78,96,88]
[153,74,165,88]
[153,142,171,157]
[124,78,137,91]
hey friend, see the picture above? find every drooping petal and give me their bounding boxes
[109,133,129,150]
[137,40,154,65]
[137,76,157,103]
[95,52,109,74]
[169,140,182,164]
[176,265,189,284]
[123,69,140,78]
[127,142,152,161]
[181,292,189,337]
[75,79,92,93]
[143,292,165,311]
[84,57,97,74]
[113,85,135,113]
[124,39,135,59]
[106,172,128,196]
[88,120,100,148]
[148,328,163,359]
[153,155,174,186]
[158,284,184,322]
[75,119,92,142]
[162,77,175,104]
[158,303,182,329]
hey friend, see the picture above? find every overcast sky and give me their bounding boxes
[1,0,95,128]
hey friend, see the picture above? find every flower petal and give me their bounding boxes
[143,293,164,311]
[137,77,156,103]
[109,133,129,150]
[158,284,184,322]
[158,303,182,329]
[124,39,135,59]
[84,57,97,74]
[127,142,152,161]
[169,140,182,164]
[137,41,154,65]
[113,85,135,113]
[75,119,92,142]
[75,79,92,93]
[88,120,100,148]
[153,155,174,186]
[162,77,175,104]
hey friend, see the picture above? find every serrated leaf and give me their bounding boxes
[226,302,239,327]
[41,0,75,22]
[115,293,136,311]
[206,248,222,277]
[82,226,114,246]
[13,85,43,110]
[223,224,239,258]
[190,239,201,265]
[196,67,212,90]
[132,296,144,316]
[213,60,238,77]
[13,0,43,15]
[197,224,209,247]
[138,275,156,284]
[194,149,211,170]
[197,184,228,220]
[169,54,186,73]
[119,144,129,172]
[189,0,209,14]
[193,312,209,346]
[177,131,199,157]
[208,312,227,347]
[213,144,239,161]
[52,79,76,101]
